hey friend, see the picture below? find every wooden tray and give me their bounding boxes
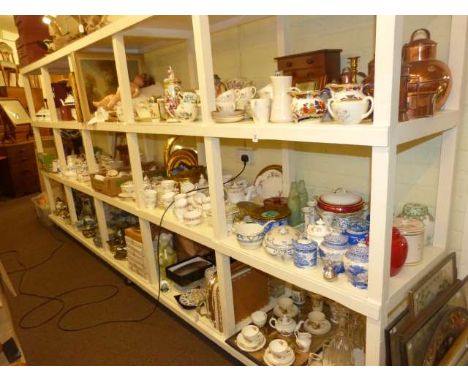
[226,299,337,366]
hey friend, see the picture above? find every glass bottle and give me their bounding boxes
[323,317,353,365]
[297,179,309,222]
[287,181,301,226]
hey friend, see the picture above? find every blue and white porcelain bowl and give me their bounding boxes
[318,232,349,274]
[343,242,369,289]
[293,238,318,268]
[263,225,300,260]
[345,220,370,245]
[234,221,266,250]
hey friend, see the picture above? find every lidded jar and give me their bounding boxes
[306,218,332,245]
[393,217,425,265]
[345,219,370,245]
[319,232,349,274]
[399,202,434,245]
[344,241,369,289]
[402,29,452,111]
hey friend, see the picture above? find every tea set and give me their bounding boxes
[263,339,296,366]
[236,324,267,352]
[299,311,332,336]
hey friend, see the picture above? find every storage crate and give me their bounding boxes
[36,152,57,172]
[90,172,132,197]
[31,194,52,227]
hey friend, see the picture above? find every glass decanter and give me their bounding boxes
[323,317,353,365]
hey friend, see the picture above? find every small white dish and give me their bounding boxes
[212,110,245,123]
[236,333,266,353]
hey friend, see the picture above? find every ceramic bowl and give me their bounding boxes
[234,222,265,250]
[263,225,300,259]
[184,209,202,226]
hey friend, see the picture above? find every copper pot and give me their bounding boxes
[402,29,451,111]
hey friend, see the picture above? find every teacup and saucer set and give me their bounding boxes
[301,311,332,335]
[273,296,299,318]
[236,324,266,353]
[212,89,245,123]
[263,339,296,366]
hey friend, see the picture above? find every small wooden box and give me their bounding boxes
[90,172,132,197]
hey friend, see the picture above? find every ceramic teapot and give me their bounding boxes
[269,315,297,337]
[225,181,255,204]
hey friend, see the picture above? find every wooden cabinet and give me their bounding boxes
[275,49,342,88]
[0,141,40,197]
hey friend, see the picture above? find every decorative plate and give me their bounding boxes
[176,288,207,309]
[254,165,283,201]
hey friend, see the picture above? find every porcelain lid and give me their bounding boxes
[401,202,430,217]
[323,232,349,247]
[264,226,300,249]
[346,220,370,234]
[393,217,424,235]
[319,189,362,206]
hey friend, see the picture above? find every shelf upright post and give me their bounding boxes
[433,16,468,259]
[193,15,235,337]
[112,33,156,280]
[277,16,295,195]
[67,54,109,248]
[366,15,403,366]
[40,66,78,223]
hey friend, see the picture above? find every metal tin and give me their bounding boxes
[250,205,290,233]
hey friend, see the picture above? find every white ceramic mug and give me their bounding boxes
[251,310,267,328]
[327,96,374,125]
[268,339,289,358]
[250,98,270,124]
[241,324,261,343]
[216,101,236,114]
[236,86,257,109]
[258,84,273,100]
[143,189,157,209]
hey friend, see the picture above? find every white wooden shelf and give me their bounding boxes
[43,171,216,248]
[396,110,459,145]
[25,16,467,365]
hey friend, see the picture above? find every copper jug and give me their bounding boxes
[402,29,452,111]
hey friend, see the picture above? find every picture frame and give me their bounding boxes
[74,52,144,120]
[399,277,466,365]
[408,252,458,318]
[384,307,411,365]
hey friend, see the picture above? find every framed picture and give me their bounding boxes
[399,277,466,365]
[408,252,457,318]
[385,307,411,365]
[75,52,144,120]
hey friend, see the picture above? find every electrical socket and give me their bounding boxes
[237,148,254,165]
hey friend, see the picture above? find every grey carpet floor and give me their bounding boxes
[0,195,239,365]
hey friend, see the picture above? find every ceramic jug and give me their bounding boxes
[270,75,293,123]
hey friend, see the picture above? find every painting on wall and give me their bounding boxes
[75,52,144,120]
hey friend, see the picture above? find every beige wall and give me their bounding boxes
[137,16,466,262]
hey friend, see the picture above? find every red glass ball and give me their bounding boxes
[391,227,408,277]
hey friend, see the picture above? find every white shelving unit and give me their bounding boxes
[20,15,468,365]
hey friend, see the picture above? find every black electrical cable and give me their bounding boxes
[0,160,247,331]
[0,225,157,331]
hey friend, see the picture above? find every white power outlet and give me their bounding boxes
[237,148,254,165]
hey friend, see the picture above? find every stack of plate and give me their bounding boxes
[212,110,245,123]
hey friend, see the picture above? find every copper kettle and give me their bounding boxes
[402,28,452,111]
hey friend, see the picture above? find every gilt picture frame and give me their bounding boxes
[75,52,144,120]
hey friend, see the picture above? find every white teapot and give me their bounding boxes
[269,315,297,337]
[225,181,255,204]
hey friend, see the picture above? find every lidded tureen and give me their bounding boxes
[263,225,300,259]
